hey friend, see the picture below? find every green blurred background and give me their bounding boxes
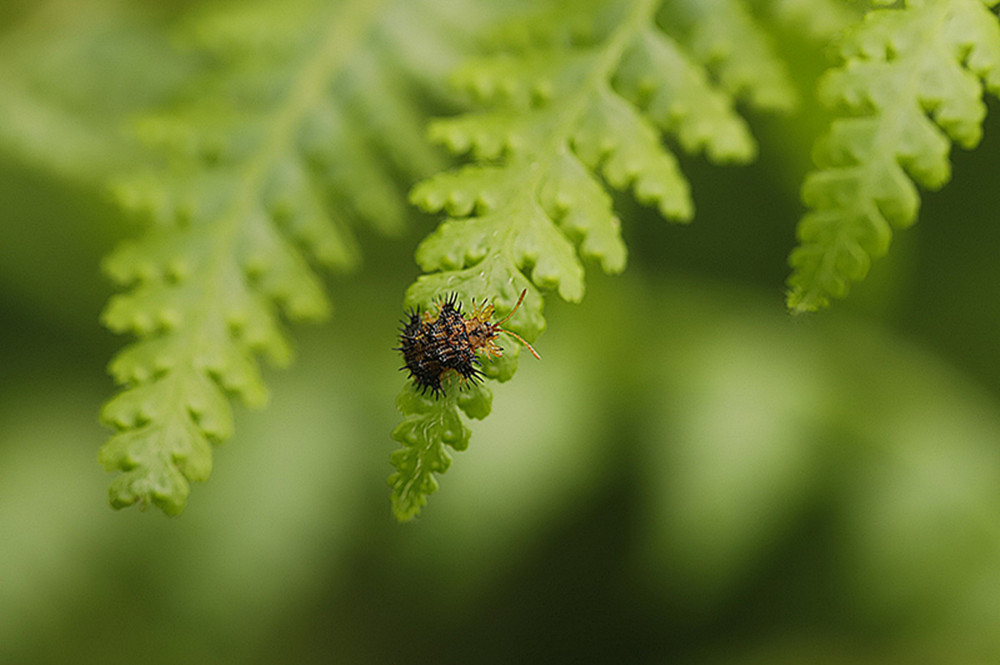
[3,1,1000,663]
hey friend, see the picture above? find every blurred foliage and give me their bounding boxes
[3,1,1000,664]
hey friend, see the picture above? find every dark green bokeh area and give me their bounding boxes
[4,2,1000,664]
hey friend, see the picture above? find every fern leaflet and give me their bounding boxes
[786,0,1000,312]
[390,0,780,520]
[657,0,798,111]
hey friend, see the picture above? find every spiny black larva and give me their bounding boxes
[395,289,541,398]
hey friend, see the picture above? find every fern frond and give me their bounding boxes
[100,0,449,515]
[391,0,778,520]
[786,0,1000,312]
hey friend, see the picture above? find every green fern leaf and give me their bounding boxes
[787,0,1000,312]
[99,0,449,515]
[390,0,781,520]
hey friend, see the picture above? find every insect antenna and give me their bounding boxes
[495,289,541,360]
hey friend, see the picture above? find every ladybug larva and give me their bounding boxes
[396,289,540,398]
